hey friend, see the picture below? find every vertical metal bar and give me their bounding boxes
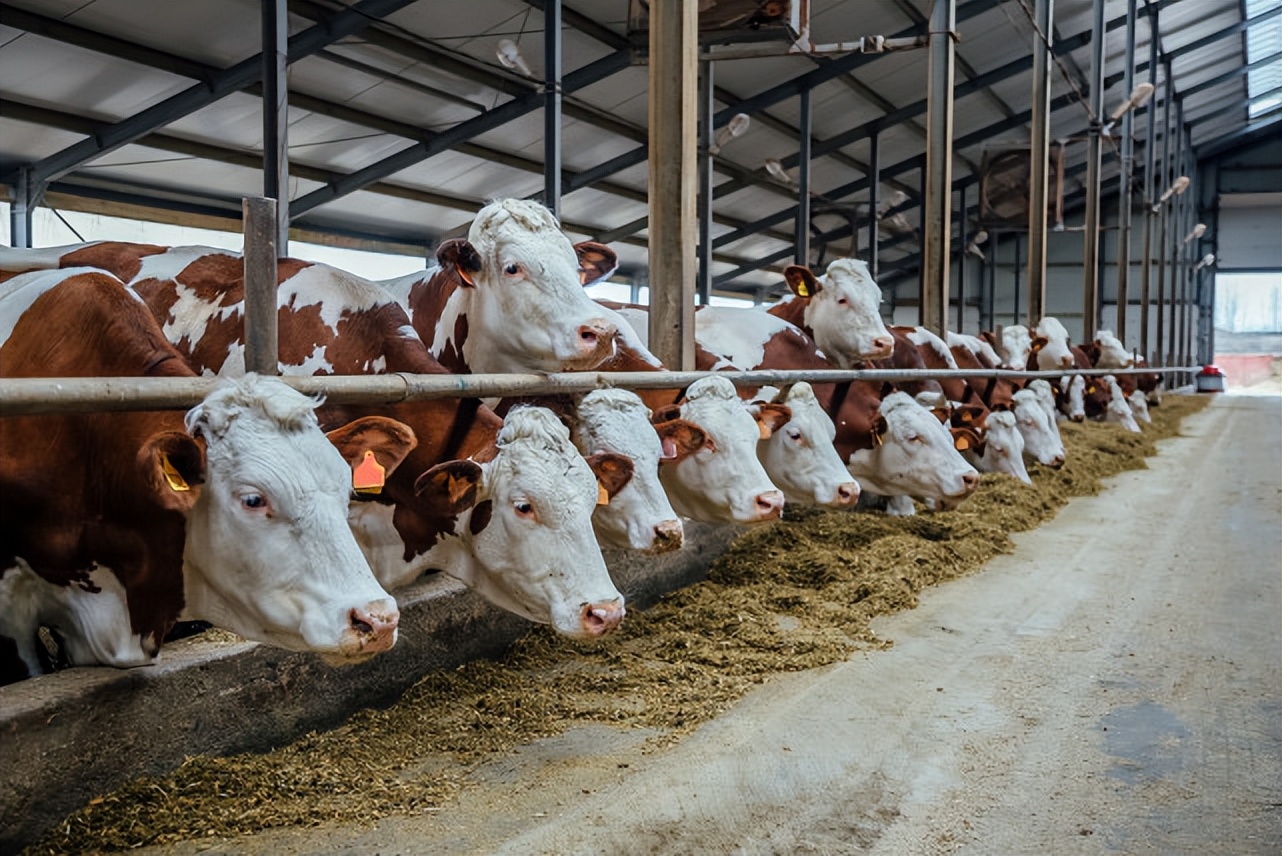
[1155,65,1173,365]
[1081,0,1106,343]
[697,61,714,304]
[957,183,969,333]
[262,0,290,251]
[986,230,997,331]
[1140,8,1159,361]
[1013,232,1022,326]
[9,167,33,248]
[922,0,956,336]
[647,0,698,370]
[1169,121,1184,366]
[868,133,881,277]
[544,0,563,219]
[243,196,280,376]
[1026,0,1054,326]
[1115,0,1138,342]
[795,87,813,266]
[629,278,641,305]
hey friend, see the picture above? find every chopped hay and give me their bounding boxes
[33,395,1210,854]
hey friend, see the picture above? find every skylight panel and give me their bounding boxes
[1245,0,1282,117]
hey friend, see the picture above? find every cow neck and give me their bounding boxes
[408,269,470,374]
[59,241,169,282]
[765,297,814,340]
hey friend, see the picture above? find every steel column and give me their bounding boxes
[1013,232,1022,327]
[1026,0,1054,326]
[1155,62,1173,365]
[868,132,881,277]
[1116,0,1138,342]
[646,0,698,370]
[544,0,563,218]
[922,0,956,336]
[1081,0,1106,342]
[243,197,280,376]
[262,0,290,250]
[796,87,813,266]
[697,61,714,304]
[957,183,969,332]
[1139,7,1160,361]
[8,167,35,248]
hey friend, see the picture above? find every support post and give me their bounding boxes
[697,61,714,304]
[8,167,35,248]
[243,196,280,376]
[795,87,813,266]
[868,132,881,276]
[1013,232,1022,327]
[261,0,290,251]
[646,0,698,370]
[543,0,562,219]
[1168,120,1184,366]
[957,183,969,333]
[1139,8,1159,360]
[1115,0,1138,341]
[922,0,956,336]
[1081,0,1105,342]
[1155,66,1173,365]
[1026,0,1054,326]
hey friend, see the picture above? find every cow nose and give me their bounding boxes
[349,602,399,653]
[834,481,861,506]
[961,471,981,493]
[1071,413,1085,423]
[580,600,626,637]
[754,490,786,519]
[578,320,617,353]
[871,336,894,357]
[1049,454,1065,469]
[1060,356,1075,368]
[651,519,684,552]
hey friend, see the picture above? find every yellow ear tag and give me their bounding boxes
[795,282,810,298]
[353,450,386,495]
[758,418,774,440]
[954,435,971,451]
[160,453,190,492]
[597,482,610,506]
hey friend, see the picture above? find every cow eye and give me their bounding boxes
[906,434,922,443]
[836,296,848,305]
[513,500,535,518]
[241,494,268,511]
[787,428,803,442]
[503,262,521,276]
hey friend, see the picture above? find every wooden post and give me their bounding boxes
[243,196,280,376]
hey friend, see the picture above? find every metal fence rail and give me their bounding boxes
[0,366,1197,417]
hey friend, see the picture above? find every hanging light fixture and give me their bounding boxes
[764,158,793,183]
[710,113,751,155]
[1194,253,1216,272]
[496,39,534,77]
[1152,176,1190,212]
[1182,223,1207,244]
[1102,82,1156,135]
[965,229,989,260]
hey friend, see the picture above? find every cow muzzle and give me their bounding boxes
[649,519,684,553]
[580,599,626,637]
[569,319,618,368]
[752,490,786,521]
[867,337,895,360]
[345,601,399,655]
[833,481,861,507]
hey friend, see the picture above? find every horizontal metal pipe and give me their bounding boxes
[0,367,1198,417]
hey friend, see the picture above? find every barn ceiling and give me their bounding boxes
[0,0,1277,296]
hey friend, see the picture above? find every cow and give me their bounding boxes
[983,324,1035,370]
[965,410,1031,485]
[378,199,620,374]
[763,259,895,364]
[1011,387,1066,468]
[1100,376,1143,433]
[1,242,635,639]
[1031,316,1077,371]
[0,268,410,680]
[1084,330,1163,407]
[947,331,1020,411]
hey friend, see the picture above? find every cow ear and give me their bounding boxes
[1084,342,1101,364]
[584,452,634,502]
[414,459,483,515]
[752,403,792,438]
[1030,335,1049,352]
[326,416,418,496]
[574,241,619,286]
[436,238,482,287]
[784,265,820,298]
[872,414,888,446]
[950,426,983,452]
[949,405,985,428]
[651,403,683,424]
[140,431,206,513]
[979,330,997,347]
[654,419,708,462]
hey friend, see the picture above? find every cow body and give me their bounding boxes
[0,269,403,680]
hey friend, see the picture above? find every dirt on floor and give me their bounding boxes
[30,396,1210,855]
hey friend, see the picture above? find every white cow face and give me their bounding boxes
[659,376,787,524]
[785,259,893,365]
[1061,374,1087,422]
[180,377,402,662]
[1026,379,1059,423]
[1128,389,1153,424]
[443,199,619,373]
[847,392,980,502]
[1011,388,1065,468]
[1093,330,1133,369]
[1034,317,1076,370]
[1103,376,1142,433]
[993,325,1033,370]
[754,383,860,507]
[574,389,687,553]
[968,410,1032,485]
[414,407,631,639]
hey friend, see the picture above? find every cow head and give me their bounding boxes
[846,392,980,502]
[1060,374,1088,422]
[573,388,687,553]
[1011,388,1065,468]
[968,410,1032,485]
[178,376,403,662]
[1127,389,1152,424]
[988,325,1033,370]
[1091,330,1134,369]
[784,259,893,365]
[754,383,860,507]
[413,407,630,639]
[1102,376,1143,433]
[1034,317,1076,370]
[658,376,786,523]
[440,199,619,373]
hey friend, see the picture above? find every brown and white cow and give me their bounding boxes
[0,268,409,681]
[765,259,895,364]
[378,199,620,374]
[1,243,633,639]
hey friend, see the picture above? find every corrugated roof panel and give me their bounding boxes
[0,117,84,167]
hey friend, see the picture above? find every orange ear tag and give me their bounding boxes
[954,435,971,451]
[758,420,772,440]
[353,450,386,495]
[597,482,610,506]
[160,453,190,492]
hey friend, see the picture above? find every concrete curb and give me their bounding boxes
[0,522,742,852]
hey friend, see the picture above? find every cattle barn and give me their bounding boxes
[1,0,1279,852]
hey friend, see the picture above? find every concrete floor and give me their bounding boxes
[159,393,1282,855]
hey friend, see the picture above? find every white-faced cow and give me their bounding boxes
[966,410,1031,485]
[0,268,408,680]
[765,259,895,365]
[1032,317,1077,371]
[1011,387,1066,468]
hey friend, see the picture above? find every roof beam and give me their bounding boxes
[1,0,419,187]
